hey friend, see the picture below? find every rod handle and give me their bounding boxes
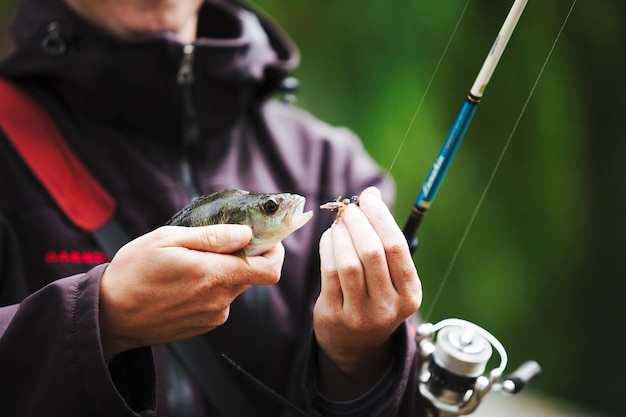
[403,207,427,254]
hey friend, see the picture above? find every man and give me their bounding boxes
[0,0,424,415]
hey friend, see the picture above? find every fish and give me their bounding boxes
[166,189,313,260]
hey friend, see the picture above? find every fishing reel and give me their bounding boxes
[415,318,541,417]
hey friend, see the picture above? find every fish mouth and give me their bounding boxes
[289,195,313,230]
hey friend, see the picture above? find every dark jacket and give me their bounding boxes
[0,0,424,416]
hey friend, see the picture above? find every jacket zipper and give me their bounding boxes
[177,44,201,200]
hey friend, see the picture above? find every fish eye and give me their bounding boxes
[262,198,279,214]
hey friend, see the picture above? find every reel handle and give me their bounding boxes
[501,360,542,394]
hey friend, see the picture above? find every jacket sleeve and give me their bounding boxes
[0,263,157,417]
[301,318,429,417]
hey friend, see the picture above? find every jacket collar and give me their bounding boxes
[1,0,299,144]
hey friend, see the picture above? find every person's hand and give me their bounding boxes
[98,224,284,360]
[314,187,422,399]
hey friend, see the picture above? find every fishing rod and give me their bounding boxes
[401,1,542,415]
[228,1,546,416]
[402,0,528,254]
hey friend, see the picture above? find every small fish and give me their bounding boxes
[166,189,313,260]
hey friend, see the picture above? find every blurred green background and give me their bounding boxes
[1,0,624,415]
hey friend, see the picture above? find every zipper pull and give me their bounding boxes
[177,44,195,85]
[177,43,201,199]
[41,22,66,56]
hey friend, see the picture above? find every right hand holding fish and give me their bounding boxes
[98,224,285,361]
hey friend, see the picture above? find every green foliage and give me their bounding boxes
[0,0,17,57]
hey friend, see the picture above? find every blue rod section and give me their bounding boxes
[416,98,479,210]
[402,1,528,254]
[402,95,479,253]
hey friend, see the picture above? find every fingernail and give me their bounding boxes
[362,186,381,199]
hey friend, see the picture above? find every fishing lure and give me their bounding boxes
[319,195,359,223]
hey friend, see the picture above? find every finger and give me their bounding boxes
[357,190,399,238]
[252,241,285,262]
[160,224,253,253]
[246,242,285,280]
[356,192,418,296]
[330,219,370,302]
[182,242,284,288]
[236,243,285,286]
[339,203,394,298]
[318,229,344,307]
[360,186,382,200]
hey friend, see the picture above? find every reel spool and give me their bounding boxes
[416,318,540,416]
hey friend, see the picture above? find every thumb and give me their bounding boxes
[163,224,252,253]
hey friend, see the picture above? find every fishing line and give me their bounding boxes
[423,0,578,321]
[385,0,472,180]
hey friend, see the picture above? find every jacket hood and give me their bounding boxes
[1,0,299,143]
